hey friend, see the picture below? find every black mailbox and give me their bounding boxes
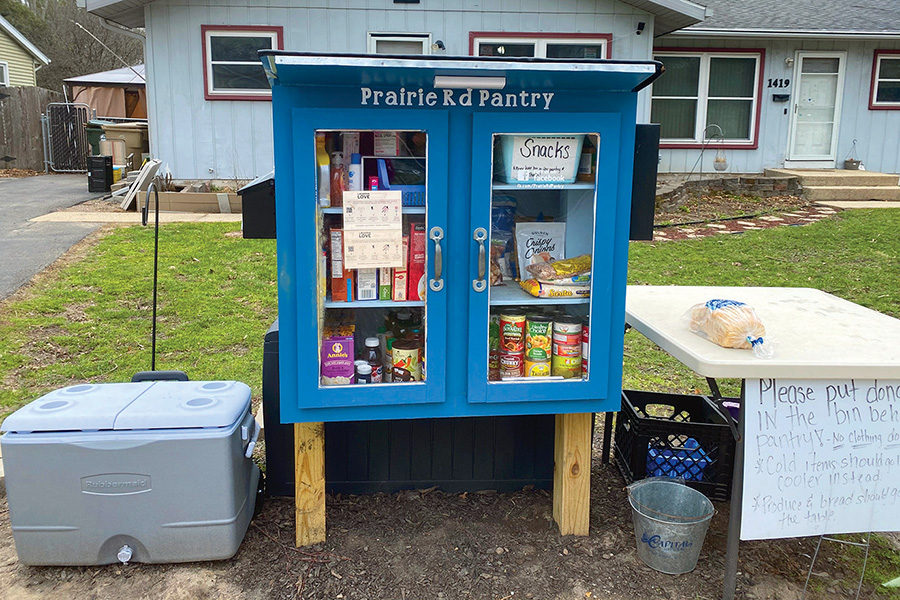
[630,124,660,241]
[239,170,276,239]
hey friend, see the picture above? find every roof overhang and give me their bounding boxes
[671,28,900,40]
[0,14,50,65]
[88,0,708,37]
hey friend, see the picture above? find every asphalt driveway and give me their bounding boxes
[0,174,100,300]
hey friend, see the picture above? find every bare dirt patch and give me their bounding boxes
[655,193,813,227]
[0,169,42,179]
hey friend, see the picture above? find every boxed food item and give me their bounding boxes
[378,268,392,300]
[321,334,355,385]
[392,236,409,302]
[408,222,427,301]
[356,268,378,301]
[515,222,566,280]
[329,229,354,302]
[374,131,400,156]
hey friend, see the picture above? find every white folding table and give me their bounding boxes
[623,285,900,600]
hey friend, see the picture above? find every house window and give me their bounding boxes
[0,61,9,86]
[367,33,431,55]
[202,25,283,101]
[471,34,610,60]
[651,51,762,147]
[870,51,900,109]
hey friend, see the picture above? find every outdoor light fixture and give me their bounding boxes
[433,76,507,89]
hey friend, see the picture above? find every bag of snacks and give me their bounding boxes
[526,254,591,280]
[684,299,772,358]
[537,273,591,286]
[519,279,590,299]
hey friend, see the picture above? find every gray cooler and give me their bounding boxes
[0,380,261,566]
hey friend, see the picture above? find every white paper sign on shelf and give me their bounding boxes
[742,378,900,541]
[342,191,402,229]
[342,190,403,269]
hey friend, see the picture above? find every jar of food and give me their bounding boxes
[499,351,525,379]
[391,339,422,382]
[356,363,372,384]
[499,313,526,353]
[525,316,552,361]
[364,337,382,383]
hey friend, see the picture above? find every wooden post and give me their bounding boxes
[294,422,326,546]
[553,413,592,536]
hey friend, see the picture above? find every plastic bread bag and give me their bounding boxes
[519,279,590,299]
[537,273,591,286]
[683,299,774,359]
[525,254,591,280]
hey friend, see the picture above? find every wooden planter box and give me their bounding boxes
[136,191,242,213]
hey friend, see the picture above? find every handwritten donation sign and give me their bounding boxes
[742,378,900,541]
[342,191,403,269]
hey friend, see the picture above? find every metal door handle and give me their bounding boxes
[472,227,487,292]
[429,227,444,292]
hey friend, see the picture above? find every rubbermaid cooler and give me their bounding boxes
[0,380,261,566]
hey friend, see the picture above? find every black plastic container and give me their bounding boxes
[240,171,276,239]
[629,124,660,241]
[262,319,554,497]
[614,389,736,502]
[87,155,113,193]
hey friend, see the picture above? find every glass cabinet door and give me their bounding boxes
[467,112,622,404]
[287,110,448,410]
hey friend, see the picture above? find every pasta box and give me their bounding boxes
[0,380,260,566]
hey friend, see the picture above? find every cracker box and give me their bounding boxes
[329,229,354,302]
[407,222,427,302]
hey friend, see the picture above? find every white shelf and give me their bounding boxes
[325,297,424,309]
[492,182,595,191]
[321,206,425,215]
[488,284,590,306]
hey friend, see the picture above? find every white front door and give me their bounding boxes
[787,52,846,163]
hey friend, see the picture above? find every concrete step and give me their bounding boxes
[804,185,900,202]
[765,168,899,187]
[110,181,130,192]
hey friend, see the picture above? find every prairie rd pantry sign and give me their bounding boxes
[742,378,900,541]
[360,87,556,110]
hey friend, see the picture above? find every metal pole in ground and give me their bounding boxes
[722,379,746,600]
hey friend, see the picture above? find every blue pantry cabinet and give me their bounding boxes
[260,53,661,425]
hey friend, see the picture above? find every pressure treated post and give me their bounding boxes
[553,413,592,536]
[294,422,326,546]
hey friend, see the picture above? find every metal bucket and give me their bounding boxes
[627,478,715,574]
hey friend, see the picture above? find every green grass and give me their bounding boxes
[0,223,277,415]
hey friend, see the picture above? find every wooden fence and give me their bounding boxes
[0,86,62,171]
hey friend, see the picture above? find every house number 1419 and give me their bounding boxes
[768,78,790,88]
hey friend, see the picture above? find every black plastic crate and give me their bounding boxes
[613,389,736,503]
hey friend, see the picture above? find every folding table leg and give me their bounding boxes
[723,380,746,600]
[294,422,326,546]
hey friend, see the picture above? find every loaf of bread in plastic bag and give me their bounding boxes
[686,299,766,350]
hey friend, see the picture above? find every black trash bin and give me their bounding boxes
[87,155,113,194]
[261,319,556,497]
[240,171,276,239]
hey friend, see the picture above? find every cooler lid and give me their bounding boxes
[113,380,251,430]
[1,380,251,433]
[0,382,153,433]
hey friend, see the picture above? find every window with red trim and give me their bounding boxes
[470,33,611,59]
[871,51,900,109]
[652,51,762,147]
[202,25,282,101]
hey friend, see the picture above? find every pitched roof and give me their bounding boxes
[87,0,707,35]
[683,0,900,36]
[65,64,145,86]
[0,14,50,65]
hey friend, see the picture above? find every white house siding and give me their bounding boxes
[655,37,900,175]
[143,0,656,179]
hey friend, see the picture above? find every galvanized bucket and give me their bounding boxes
[627,478,715,574]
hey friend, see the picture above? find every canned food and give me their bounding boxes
[499,313,526,353]
[552,331,582,346]
[552,353,582,379]
[582,324,589,378]
[553,317,583,335]
[499,351,525,379]
[525,359,551,377]
[525,316,552,361]
[489,350,501,381]
[553,342,582,358]
[391,340,422,382]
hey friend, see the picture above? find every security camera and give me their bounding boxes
[636,22,646,35]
